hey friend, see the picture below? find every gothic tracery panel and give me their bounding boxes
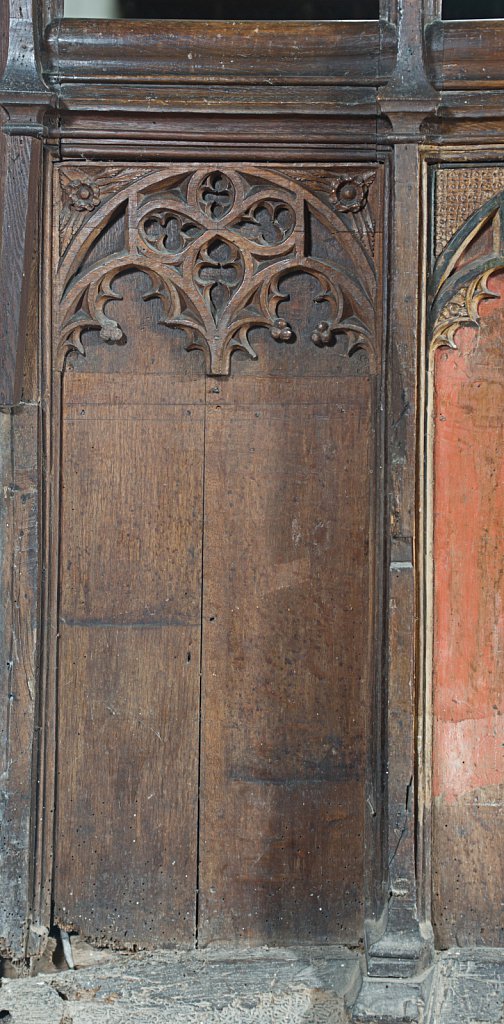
[55,163,381,377]
[51,159,384,948]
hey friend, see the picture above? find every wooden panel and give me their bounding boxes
[432,274,504,948]
[54,624,199,946]
[199,373,375,945]
[51,162,381,950]
[54,368,205,946]
[59,375,204,625]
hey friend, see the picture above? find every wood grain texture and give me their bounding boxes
[56,120,382,168]
[5,0,504,976]
[432,274,504,948]
[426,20,504,91]
[0,134,41,406]
[53,275,206,944]
[198,369,376,946]
[0,7,6,78]
[0,404,38,958]
[45,19,396,87]
[49,162,383,949]
[54,163,380,380]
[366,143,422,967]
[386,146,418,889]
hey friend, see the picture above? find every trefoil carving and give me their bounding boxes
[57,164,379,376]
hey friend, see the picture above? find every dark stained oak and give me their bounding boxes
[50,162,383,949]
[0,405,38,957]
[53,276,206,946]
[199,372,376,945]
[426,20,504,91]
[0,134,42,405]
[45,19,395,87]
[1,0,504,976]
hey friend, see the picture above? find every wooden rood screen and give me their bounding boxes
[49,162,384,947]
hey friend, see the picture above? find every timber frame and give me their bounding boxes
[1,0,503,1018]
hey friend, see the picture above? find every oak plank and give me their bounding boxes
[199,374,375,945]
[54,369,205,946]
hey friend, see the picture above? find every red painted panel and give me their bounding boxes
[432,272,504,946]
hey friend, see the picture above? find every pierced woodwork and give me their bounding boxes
[431,274,501,352]
[56,164,380,377]
[48,157,385,949]
[2,0,504,989]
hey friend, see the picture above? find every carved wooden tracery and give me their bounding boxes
[55,163,380,376]
[430,179,504,351]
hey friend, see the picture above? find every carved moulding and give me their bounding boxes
[55,164,380,377]
[430,185,504,351]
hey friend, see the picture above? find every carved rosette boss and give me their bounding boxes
[56,164,379,376]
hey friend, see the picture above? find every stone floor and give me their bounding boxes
[429,948,504,1024]
[0,941,503,1023]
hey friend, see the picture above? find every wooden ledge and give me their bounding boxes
[44,18,396,87]
[427,19,504,91]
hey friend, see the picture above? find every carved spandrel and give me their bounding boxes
[283,168,376,254]
[59,166,154,261]
[55,163,381,377]
[430,169,504,351]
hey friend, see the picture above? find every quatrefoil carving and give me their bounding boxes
[58,165,378,376]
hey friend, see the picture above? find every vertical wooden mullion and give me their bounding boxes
[29,151,58,955]
[195,377,209,948]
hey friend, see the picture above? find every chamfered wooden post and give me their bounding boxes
[0,0,52,407]
[365,0,438,983]
[0,0,54,962]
